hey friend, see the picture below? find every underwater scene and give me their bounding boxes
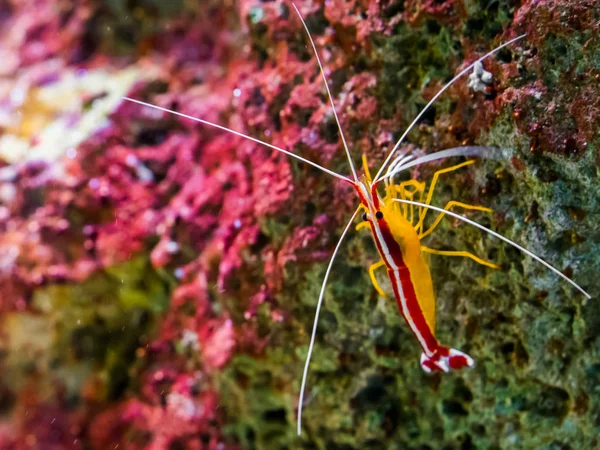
[0,1,598,449]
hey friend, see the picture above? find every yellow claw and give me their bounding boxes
[368,260,387,297]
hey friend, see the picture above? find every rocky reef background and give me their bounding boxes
[0,0,598,449]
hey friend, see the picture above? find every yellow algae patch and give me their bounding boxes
[0,66,149,164]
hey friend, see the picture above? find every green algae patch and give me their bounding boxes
[1,257,170,402]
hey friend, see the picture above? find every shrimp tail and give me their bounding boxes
[420,347,475,373]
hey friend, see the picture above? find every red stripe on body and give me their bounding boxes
[376,221,404,267]
[392,267,439,356]
[377,221,440,357]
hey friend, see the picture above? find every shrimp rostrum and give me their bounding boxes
[123,2,591,436]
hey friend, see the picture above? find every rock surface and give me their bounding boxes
[0,0,598,449]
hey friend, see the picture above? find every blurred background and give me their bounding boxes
[0,0,599,449]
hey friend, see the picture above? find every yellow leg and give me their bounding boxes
[416,160,475,232]
[419,200,493,239]
[368,260,387,297]
[356,221,370,231]
[421,246,500,269]
[384,180,425,202]
[396,180,425,194]
[385,180,426,224]
[398,181,424,223]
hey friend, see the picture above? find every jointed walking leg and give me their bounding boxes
[368,260,387,297]
[421,246,499,269]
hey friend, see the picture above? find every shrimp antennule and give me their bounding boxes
[393,198,591,299]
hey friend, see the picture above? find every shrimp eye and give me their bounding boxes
[362,212,368,221]
[375,211,384,220]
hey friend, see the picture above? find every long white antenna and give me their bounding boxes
[122,97,353,183]
[291,2,359,182]
[394,199,591,299]
[298,207,359,435]
[374,34,527,183]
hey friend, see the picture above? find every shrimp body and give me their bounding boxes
[355,178,473,373]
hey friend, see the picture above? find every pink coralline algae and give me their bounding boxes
[0,2,287,448]
[120,373,224,450]
[0,1,93,73]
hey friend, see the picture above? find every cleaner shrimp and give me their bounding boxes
[123,2,591,436]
